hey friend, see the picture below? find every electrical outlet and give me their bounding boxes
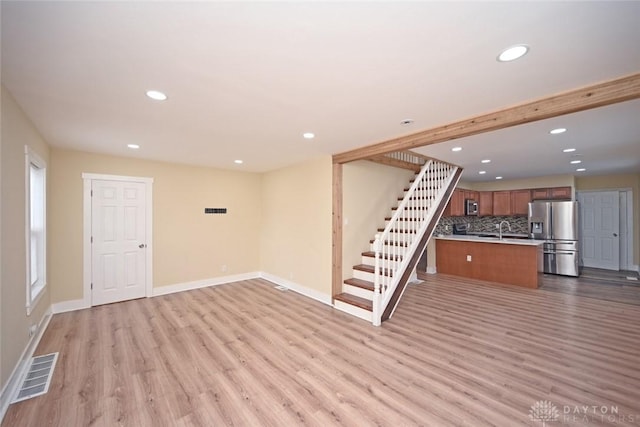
[29,324,37,337]
[221,264,227,272]
[495,223,500,229]
[466,255,472,262]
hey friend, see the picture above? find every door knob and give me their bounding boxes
[613,233,618,237]
[139,243,146,248]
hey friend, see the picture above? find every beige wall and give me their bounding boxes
[260,156,333,296]
[342,161,415,281]
[576,173,640,266]
[1,86,52,388]
[49,148,262,303]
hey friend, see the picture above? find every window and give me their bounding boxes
[25,146,46,315]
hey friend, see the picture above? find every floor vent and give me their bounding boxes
[274,285,288,291]
[12,353,58,403]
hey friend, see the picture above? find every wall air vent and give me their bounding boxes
[205,208,227,214]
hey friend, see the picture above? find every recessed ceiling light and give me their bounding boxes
[146,90,167,101]
[495,176,503,180]
[550,128,567,135]
[400,119,414,126]
[497,45,529,62]
[576,168,586,172]
[481,159,491,164]
[479,171,487,175]
[127,144,140,149]
[563,148,576,153]
[303,132,315,139]
[451,147,462,152]
[570,160,582,164]
[234,160,243,164]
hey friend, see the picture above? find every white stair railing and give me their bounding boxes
[383,151,425,166]
[372,159,459,326]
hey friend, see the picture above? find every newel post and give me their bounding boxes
[372,232,382,326]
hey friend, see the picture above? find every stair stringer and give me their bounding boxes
[380,167,463,322]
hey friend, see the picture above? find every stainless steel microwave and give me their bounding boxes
[465,199,478,216]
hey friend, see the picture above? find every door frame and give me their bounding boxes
[82,173,154,307]
[576,188,634,271]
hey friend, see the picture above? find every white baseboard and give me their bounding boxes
[52,298,89,314]
[1,306,52,423]
[259,272,332,306]
[426,266,437,274]
[152,272,261,297]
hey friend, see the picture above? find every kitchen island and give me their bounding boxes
[435,235,543,288]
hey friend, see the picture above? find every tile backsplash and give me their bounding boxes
[435,215,528,235]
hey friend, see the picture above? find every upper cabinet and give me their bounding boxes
[511,189,531,216]
[444,189,465,216]
[493,190,531,216]
[478,191,493,216]
[531,186,572,200]
[492,191,512,216]
[444,186,571,217]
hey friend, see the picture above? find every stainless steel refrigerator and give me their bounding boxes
[528,200,580,277]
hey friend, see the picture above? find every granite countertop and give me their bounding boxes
[435,234,544,246]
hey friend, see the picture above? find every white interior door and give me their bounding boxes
[579,191,620,270]
[92,179,147,305]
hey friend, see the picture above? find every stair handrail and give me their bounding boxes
[372,159,459,325]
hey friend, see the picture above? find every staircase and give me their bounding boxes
[334,158,462,325]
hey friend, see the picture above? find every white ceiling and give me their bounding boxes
[2,1,640,179]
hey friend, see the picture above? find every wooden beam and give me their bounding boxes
[332,163,343,298]
[333,72,640,164]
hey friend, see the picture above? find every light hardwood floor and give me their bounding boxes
[4,275,640,426]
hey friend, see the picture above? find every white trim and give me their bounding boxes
[82,173,153,307]
[25,146,47,316]
[259,272,332,306]
[81,173,153,184]
[576,188,635,271]
[624,189,634,271]
[52,299,90,314]
[0,306,52,423]
[152,272,261,297]
[426,266,437,274]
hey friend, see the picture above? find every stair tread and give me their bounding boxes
[392,206,428,210]
[334,293,373,311]
[385,217,419,221]
[369,239,409,246]
[353,264,393,276]
[361,251,403,260]
[344,278,374,291]
[377,228,415,233]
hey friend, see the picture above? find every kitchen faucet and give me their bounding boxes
[498,220,511,240]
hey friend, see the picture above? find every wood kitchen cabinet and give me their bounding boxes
[511,189,531,216]
[463,190,479,202]
[478,191,493,216]
[549,186,572,199]
[530,188,549,200]
[531,186,572,200]
[444,189,465,216]
[492,191,512,215]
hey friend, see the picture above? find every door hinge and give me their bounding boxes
[91,189,93,197]
[91,283,93,290]
[91,236,93,243]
